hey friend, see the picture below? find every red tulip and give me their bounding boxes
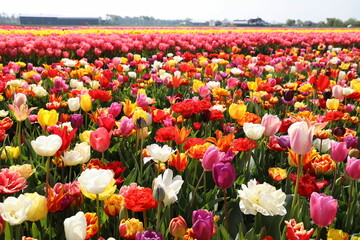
[90,127,112,152]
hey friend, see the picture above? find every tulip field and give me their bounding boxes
[1,26,360,240]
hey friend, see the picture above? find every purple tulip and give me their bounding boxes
[310,192,338,227]
[70,114,83,129]
[330,141,348,162]
[346,157,360,179]
[192,210,214,240]
[108,102,122,118]
[135,230,163,240]
[277,135,291,149]
[344,136,358,149]
[212,163,236,189]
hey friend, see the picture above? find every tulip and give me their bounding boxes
[344,136,358,149]
[168,152,188,171]
[326,99,340,110]
[80,94,92,112]
[9,164,35,179]
[212,162,236,189]
[98,114,116,131]
[284,219,314,240]
[68,97,80,112]
[261,114,281,137]
[243,123,265,140]
[169,216,187,238]
[64,211,87,240]
[0,168,27,194]
[0,146,20,160]
[288,121,314,155]
[84,212,98,239]
[104,194,125,217]
[192,210,215,240]
[201,145,224,171]
[152,169,184,206]
[119,218,144,239]
[70,114,83,129]
[78,168,114,195]
[144,144,174,164]
[229,103,246,120]
[330,141,348,162]
[135,230,164,240]
[24,192,48,221]
[90,127,112,152]
[310,192,338,228]
[0,194,32,225]
[122,99,137,116]
[79,130,92,144]
[346,157,360,179]
[37,108,59,127]
[108,102,122,118]
[31,135,62,157]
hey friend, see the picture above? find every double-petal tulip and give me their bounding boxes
[78,168,115,195]
[90,127,112,152]
[0,168,27,194]
[0,194,32,225]
[310,192,338,227]
[31,134,62,156]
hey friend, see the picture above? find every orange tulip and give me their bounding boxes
[174,126,192,145]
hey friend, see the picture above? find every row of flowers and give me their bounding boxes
[1,27,360,60]
[0,41,360,239]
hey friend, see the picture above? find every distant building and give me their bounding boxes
[231,19,249,26]
[247,18,267,26]
[19,16,100,26]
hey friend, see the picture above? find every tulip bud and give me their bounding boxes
[153,185,165,202]
[169,216,187,238]
[349,149,360,158]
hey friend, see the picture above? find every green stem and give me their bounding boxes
[331,162,338,196]
[68,166,72,183]
[315,226,323,240]
[223,189,229,232]
[96,194,101,238]
[143,210,148,229]
[156,202,162,232]
[189,170,206,216]
[345,178,355,231]
[102,151,105,162]
[246,142,253,181]
[45,156,51,197]
[290,154,302,219]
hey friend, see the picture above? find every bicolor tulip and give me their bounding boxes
[169,216,187,238]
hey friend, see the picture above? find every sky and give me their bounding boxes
[1,0,360,23]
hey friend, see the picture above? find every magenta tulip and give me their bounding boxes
[108,102,122,118]
[201,145,224,171]
[212,163,236,189]
[330,141,348,162]
[192,210,215,240]
[261,114,282,137]
[288,121,314,155]
[310,192,338,227]
[346,157,360,179]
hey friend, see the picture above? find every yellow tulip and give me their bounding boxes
[37,108,59,127]
[0,146,20,160]
[122,99,137,116]
[326,99,340,110]
[9,164,35,179]
[79,130,93,144]
[350,79,360,92]
[229,103,247,120]
[80,94,92,112]
[327,228,349,240]
[24,192,48,221]
[192,80,205,93]
[247,81,258,91]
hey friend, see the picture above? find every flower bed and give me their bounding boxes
[0,26,360,240]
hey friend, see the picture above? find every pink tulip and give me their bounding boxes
[288,122,314,155]
[201,145,224,171]
[261,114,281,137]
[330,141,348,162]
[346,157,360,179]
[310,192,338,227]
[90,127,112,152]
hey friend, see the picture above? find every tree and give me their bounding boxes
[286,19,296,27]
